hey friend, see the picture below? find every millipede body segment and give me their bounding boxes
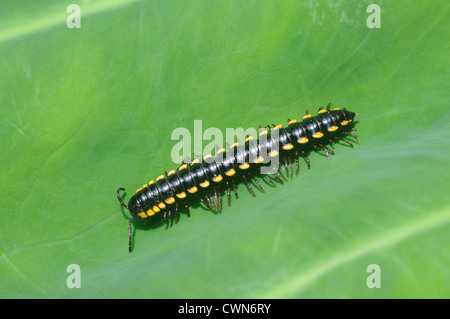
[117,104,358,251]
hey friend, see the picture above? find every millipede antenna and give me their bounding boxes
[128,214,134,252]
[116,187,129,210]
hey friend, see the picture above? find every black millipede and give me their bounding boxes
[117,104,358,252]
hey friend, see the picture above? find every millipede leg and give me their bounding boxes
[301,150,311,169]
[343,131,359,142]
[213,186,219,213]
[262,173,277,187]
[192,152,203,160]
[231,179,238,198]
[242,174,256,197]
[195,193,211,210]
[167,210,173,225]
[205,191,216,211]
[272,172,284,184]
[322,145,330,162]
[295,151,299,176]
[335,136,354,148]
[279,158,287,175]
[288,156,292,176]
[313,144,331,162]
[226,181,231,207]
[184,202,190,217]
[248,172,265,193]
[325,145,335,155]
[283,157,289,177]
[174,202,180,223]
[217,186,222,213]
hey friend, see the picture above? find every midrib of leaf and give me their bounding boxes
[258,207,450,298]
[0,0,137,43]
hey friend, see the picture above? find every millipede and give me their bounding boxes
[117,104,358,252]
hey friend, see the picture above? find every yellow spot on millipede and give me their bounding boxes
[317,109,327,114]
[156,175,165,181]
[313,132,324,138]
[212,174,223,183]
[199,180,210,188]
[158,202,166,209]
[225,168,236,176]
[178,164,188,171]
[216,148,226,154]
[341,120,349,126]
[282,143,294,150]
[245,136,254,142]
[190,158,200,166]
[149,180,155,185]
[176,192,186,199]
[167,169,176,176]
[259,130,268,136]
[297,137,309,144]
[288,119,297,125]
[302,114,312,120]
[273,124,282,129]
[152,206,160,213]
[268,150,279,157]
[187,186,198,193]
[137,212,148,218]
[146,208,156,216]
[332,108,340,111]
[165,197,175,205]
[328,125,338,132]
[204,154,212,160]
[254,156,265,164]
[239,162,250,170]
[231,142,239,148]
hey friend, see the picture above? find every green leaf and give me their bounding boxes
[1,0,449,298]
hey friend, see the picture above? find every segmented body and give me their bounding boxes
[117,105,358,251]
